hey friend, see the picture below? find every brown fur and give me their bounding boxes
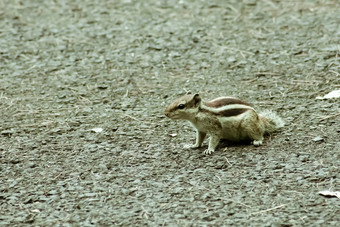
[202,108,250,117]
[204,97,252,108]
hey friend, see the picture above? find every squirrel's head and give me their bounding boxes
[164,93,201,120]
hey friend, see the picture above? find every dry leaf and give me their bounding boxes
[318,190,340,199]
[316,89,340,100]
[312,136,324,142]
[91,128,103,133]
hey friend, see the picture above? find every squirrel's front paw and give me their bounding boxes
[203,149,214,155]
[183,144,200,150]
[253,140,263,146]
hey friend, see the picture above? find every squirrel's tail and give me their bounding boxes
[259,110,285,134]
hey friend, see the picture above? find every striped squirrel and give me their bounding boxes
[164,93,284,154]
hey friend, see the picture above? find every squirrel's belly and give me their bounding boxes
[221,128,244,141]
[220,117,247,141]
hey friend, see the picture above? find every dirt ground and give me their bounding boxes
[1,0,339,226]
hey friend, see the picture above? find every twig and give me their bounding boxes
[291,79,320,83]
[53,172,63,180]
[226,4,239,14]
[245,78,258,83]
[226,199,251,208]
[329,70,339,76]
[251,204,287,215]
[319,112,340,121]
[13,106,82,114]
[141,206,150,219]
[224,157,233,166]
[118,113,157,125]
[120,113,141,122]
[254,72,280,76]
[222,46,254,55]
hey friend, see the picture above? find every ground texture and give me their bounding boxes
[1,0,339,226]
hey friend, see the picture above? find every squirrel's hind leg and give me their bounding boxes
[241,110,265,146]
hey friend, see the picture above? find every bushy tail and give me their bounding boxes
[259,110,285,134]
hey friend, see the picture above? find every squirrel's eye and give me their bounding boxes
[178,104,185,109]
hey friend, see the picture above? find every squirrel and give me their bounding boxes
[164,93,284,154]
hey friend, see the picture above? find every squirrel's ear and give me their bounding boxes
[193,93,201,105]
[186,91,192,95]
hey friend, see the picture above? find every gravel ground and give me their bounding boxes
[1,0,339,226]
